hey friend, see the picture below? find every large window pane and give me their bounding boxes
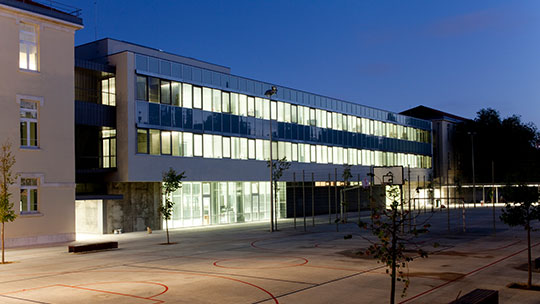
[171,82,181,106]
[137,129,148,153]
[277,102,284,122]
[256,139,264,160]
[248,139,255,159]
[262,98,270,120]
[213,135,222,158]
[231,93,239,115]
[231,137,239,159]
[183,132,193,157]
[239,138,248,159]
[255,98,263,118]
[203,88,212,111]
[148,77,160,103]
[222,92,230,113]
[247,97,255,117]
[212,89,221,112]
[271,101,277,120]
[149,129,160,155]
[161,131,171,154]
[194,134,203,156]
[182,83,192,108]
[203,134,213,158]
[193,86,202,109]
[160,80,171,104]
[136,75,147,100]
[223,137,231,158]
[239,94,247,116]
[172,131,181,156]
[291,105,297,124]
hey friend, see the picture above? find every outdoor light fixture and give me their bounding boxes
[265,86,277,232]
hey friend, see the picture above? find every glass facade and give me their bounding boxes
[166,181,285,228]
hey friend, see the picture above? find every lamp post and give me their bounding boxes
[468,132,476,208]
[265,86,277,232]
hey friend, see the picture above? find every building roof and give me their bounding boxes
[400,105,469,123]
[0,0,83,26]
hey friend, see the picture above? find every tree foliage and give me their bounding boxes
[0,141,17,264]
[159,168,185,244]
[359,186,433,303]
[455,108,540,183]
[500,185,540,288]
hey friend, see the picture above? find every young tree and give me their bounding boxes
[159,168,185,244]
[341,164,353,223]
[500,185,540,289]
[359,186,433,304]
[267,157,290,231]
[0,141,17,264]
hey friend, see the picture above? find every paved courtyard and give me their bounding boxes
[1,207,539,303]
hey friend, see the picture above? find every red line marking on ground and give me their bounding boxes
[74,281,169,299]
[57,284,163,303]
[399,241,540,304]
[88,269,280,304]
[213,256,309,269]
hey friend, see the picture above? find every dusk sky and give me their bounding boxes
[70,0,540,127]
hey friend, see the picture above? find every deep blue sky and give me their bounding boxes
[69,0,540,127]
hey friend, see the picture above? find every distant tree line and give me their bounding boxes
[454,108,540,183]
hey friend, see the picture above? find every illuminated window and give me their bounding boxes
[19,23,37,71]
[255,98,263,118]
[136,76,147,100]
[239,94,247,116]
[193,86,202,109]
[247,97,255,117]
[172,131,181,156]
[212,89,221,113]
[137,129,148,153]
[248,139,255,159]
[160,80,171,104]
[222,92,230,113]
[148,77,160,103]
[194,134,203,156]
[183,133,193,157]
[223,137,231,158]
[20,178,38,213]
[20,100,38,147]
[149,129,160,155]
[101,77,116,106]
[256,139,264,160]
[161,131,171,155]
[171,82,181,106]
[231,93,239,115]
[182,83,192,108]
[202,88,212,111]
[291,105,297,124]
[101,128,116,168]
[213,135,222,158]
[203,134,213,158]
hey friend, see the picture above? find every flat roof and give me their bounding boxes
[0,0,83,25]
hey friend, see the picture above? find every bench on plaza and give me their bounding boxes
[449,289,498,304]
[68,241,118,253]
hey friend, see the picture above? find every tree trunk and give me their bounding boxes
[166,219,170,244]
[1,222,4,264]
[527,224,532,289]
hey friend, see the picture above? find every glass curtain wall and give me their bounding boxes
[166,181,285,228]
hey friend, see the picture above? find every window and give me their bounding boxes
[137,129,148,153]
[101,128,116,168]
[213,135,222,158]
[239,94,247,116]
[247,97,255,116]
[171,82,181,106]
[101,77,116,106]
[20,178,38,213]
[231,93,239,115]
[255,139,264,160]
[292,143,298,161]
[136,76,147,100]
[182,83,192,108]
[222,92,230,113]
[161,131,171,155]
[255,98,263,118]
[20,100,38,147]
[223,137,231,158]
[277,102,284,122]
[248,139,255,159]
[203,134,213,158]
[239,138,248,159]
[212,89,221,112]
[291,105,297,123]
[271,101,277,120]
[19,23,37,71]
[194,134,203,156]
[262,98,270,120]
[160,80,171,104]
[193,86,202,109]
[148,77,160,103]
[149,129,160,155]
[183,132,193,157]
[202,88,212,111]
[172,131,181,156]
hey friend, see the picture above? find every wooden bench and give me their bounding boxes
[449,289,498,304]
[68,241,118,253]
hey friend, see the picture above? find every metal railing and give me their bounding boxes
[22,0,81,17]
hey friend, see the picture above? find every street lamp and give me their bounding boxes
[468,131,476,208]
[265,86,277,232]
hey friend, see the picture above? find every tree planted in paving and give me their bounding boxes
[500,185,540,289]
[267,157,290,231]
[341,164,353,223]
[359,186,434,304]
[159,168,185,244]
[0,141,17,264]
